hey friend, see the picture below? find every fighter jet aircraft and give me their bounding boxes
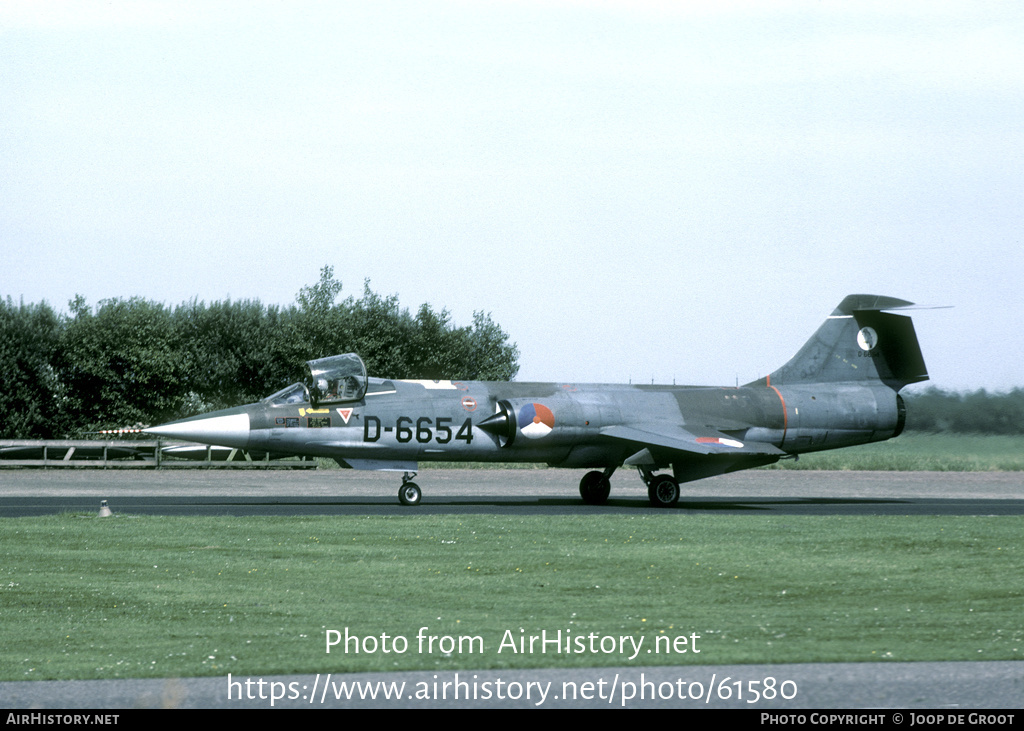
[145,294,929,507]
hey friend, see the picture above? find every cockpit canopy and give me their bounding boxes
[306,353,367,405]
[263,353,368,407]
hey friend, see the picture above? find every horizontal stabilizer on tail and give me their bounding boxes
[751,294,929,391]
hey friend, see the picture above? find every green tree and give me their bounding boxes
[404,306,519,381]
[0,270,521,437]
[174,299,306,413]
[465,310,519,381]
[405,303,470,380]
[904,386,1024,434]
[347,281,409,377]
[295,265,351,358]
[0,297,64,438]
[57,297,185,432]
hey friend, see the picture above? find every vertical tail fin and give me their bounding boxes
[754,295,929,391]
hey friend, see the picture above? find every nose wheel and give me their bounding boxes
[398,472,421,506]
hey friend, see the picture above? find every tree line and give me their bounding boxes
[902,386,1024,435]
[1,267,519,438]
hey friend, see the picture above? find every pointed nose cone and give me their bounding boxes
[145,409,251,449]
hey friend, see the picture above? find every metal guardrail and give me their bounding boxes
[0,439,317,469]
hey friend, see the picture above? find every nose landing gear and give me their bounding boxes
[398,472,421,506]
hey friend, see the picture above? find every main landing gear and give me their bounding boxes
[395,468,681,508]
[578,467,681,508]
[579,467,615,505]
[398,472,421,506]
[638,467,680,508]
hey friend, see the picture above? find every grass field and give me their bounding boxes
[2,512,1021,681]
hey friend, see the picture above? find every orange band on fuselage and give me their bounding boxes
[768,385,788,445]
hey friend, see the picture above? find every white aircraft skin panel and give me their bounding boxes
[145,412,250,449]
[397,380,459,390]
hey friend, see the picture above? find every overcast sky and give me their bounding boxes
[2,1,1021,392]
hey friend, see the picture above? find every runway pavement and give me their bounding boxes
[1,468,1022,516]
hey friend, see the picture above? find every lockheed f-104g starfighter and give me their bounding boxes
[146,294,929,507]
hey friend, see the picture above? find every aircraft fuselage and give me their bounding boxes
[179,378,903,473]
[145,294,927,507]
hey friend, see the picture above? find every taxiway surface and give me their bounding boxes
[1,468,1022,517]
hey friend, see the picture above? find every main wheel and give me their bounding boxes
[648,475,680,508]
[398,482,422,506]
[579,471,611,505]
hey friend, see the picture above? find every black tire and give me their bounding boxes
[579,471,611,505]
[398,482,422,506]
[648,476,679,508]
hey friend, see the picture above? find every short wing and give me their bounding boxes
[599,423,785,460]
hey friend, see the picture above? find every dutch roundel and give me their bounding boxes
[696,436,744,449]
[518,403,555,439]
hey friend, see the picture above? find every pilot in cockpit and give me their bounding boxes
[318,377,340,401]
